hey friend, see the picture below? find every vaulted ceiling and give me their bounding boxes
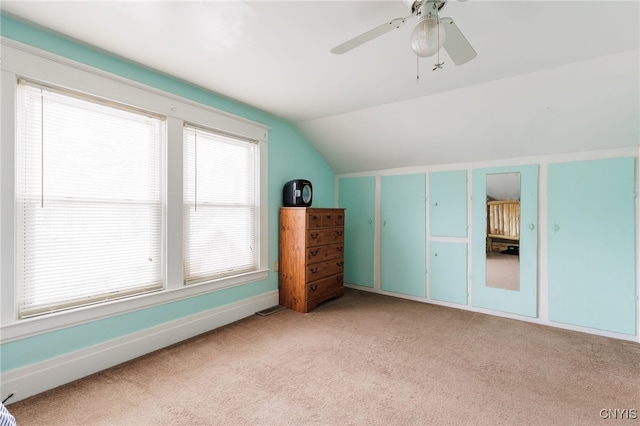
[2,1,639,173]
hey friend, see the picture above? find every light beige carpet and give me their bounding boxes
[486,252,520,291]
[6,288,640,425]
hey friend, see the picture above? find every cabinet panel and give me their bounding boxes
[338,177,375,288]
[548,157,636,335]
[381,174,426,298]
[429,170,467,237]
[430,241,467,304]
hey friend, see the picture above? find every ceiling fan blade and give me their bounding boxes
[440,17,477,65]
[331,16,413,54]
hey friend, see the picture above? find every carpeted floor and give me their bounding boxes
[486,252,520,291]
[6,288,640,425]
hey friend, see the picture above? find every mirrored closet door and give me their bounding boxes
[471,165,538,317]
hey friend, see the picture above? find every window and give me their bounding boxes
[15,81,164,318]
[183,125,258,285]
[2,43,269,336]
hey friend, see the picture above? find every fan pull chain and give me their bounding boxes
[416,56,420,84]
[433,15,444,71]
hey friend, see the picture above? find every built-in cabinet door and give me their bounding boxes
[428,170,468,305]
[381,173,426,297]
[548,157,636,335]
[471,165,538,317]
[430,241,467,304]
[429,170,467,237]
[338,177,375,288]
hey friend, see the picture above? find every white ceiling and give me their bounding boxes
[2,1,639,173]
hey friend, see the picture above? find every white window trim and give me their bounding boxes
[0,39,269,342]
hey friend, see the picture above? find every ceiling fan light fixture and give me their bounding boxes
[410,17,446,57]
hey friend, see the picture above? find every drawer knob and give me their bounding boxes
[310,233,319,239]
[337,261,344,267]
[310,249,319,256]
[337,246,343,252]
[310,267,318,274]
[336,276,343,283]
[336,231,343,236]
[310,284,318,291]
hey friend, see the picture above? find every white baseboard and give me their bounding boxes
[1,290,278,404]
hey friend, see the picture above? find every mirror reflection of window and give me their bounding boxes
[486,173,520,291]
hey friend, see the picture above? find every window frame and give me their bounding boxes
[183,124,260,285]
[16,80,167,318]
[0,40,269,342]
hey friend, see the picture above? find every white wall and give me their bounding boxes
[300,49,640,174]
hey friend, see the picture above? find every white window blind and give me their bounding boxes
[183,125,258,285]
[16,81,164,318]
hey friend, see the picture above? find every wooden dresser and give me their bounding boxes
[279,207,345,313]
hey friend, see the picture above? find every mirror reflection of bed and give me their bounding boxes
[486,173,521,291]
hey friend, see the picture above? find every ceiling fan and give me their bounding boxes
[331,0,477,66]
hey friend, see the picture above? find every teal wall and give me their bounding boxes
[0,14,336,372]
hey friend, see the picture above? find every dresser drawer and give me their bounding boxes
[306,285,344,312]
[306,259,344,282]
[306,274,343,297]
[320,210,344,227]
[306,243,344,264]
[307,209,345,229]
[306,210,323,228]
[306,228,344,247]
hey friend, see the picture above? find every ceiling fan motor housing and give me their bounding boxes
[405,0,448,15]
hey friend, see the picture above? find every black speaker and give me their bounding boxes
[283,179,312,207]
